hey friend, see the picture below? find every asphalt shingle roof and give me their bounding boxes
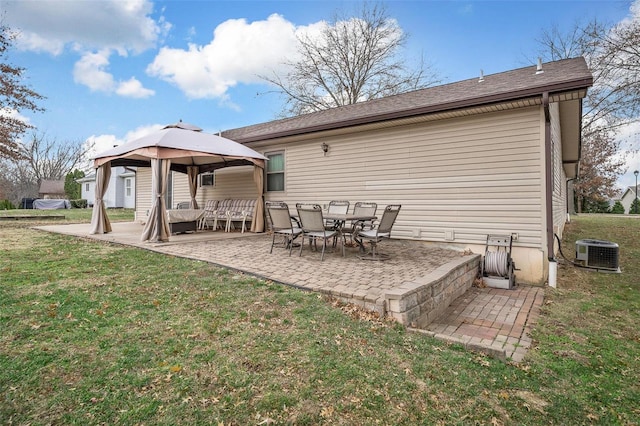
[223,57,592,143]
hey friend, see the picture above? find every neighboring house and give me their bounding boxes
[134,57,593,285]
[79,166,136,208]
[607,188,624,212]
[620,185,639,214]
[39,180,66,199]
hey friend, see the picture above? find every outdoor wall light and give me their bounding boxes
[321,142,329,156]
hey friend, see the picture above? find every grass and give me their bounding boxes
[0,212,639,425]
[0,207,134,225]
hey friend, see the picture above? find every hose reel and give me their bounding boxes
[481,234,516,289]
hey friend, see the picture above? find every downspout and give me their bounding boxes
[543,92,557,287]
[566,178,576,222]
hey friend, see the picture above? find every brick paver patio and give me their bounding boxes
[37,222,545,362]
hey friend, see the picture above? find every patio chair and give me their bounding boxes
[343,202,377,245]
[176,201,190,209]
[296,203,345,261]
[226,199,255,233]
[266,202,302,256]
[199,199,219,230]
[325,200,350,248]
[356,204,401,261]
[325,200,350,229]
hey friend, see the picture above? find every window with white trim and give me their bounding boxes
[266,152,284,192]
[125,178,132,197]
[200,172,215,187]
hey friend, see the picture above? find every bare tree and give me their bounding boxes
[536,17,640,211]
[19,132,91,183]
[537,19,640,137]
[0,132,91,204]
[262,2,440,116]
[0,158,39,204]
[0,24,45,160]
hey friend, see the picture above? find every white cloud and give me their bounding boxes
[13,32,66,56]
[73,51,116,93]
[5,0,168,55]
[83,123,164,170]
[85,134,120,157]
[116,78,155,98]
[73,51,155,98]
[123,124,164,142]
[146,13,306,100]
[6,0,165,98]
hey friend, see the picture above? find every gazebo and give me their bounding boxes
[90,121,268,242]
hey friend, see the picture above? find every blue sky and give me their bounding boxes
[4,0,639,187]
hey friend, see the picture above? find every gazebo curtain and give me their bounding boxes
[187,166,199,209]
[251,165,265,232]
[141,159,171,242]
[89,163,112,234]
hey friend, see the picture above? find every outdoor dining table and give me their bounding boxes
[292,212,377,253]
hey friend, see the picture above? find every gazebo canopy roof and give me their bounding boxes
[93,122,267,173]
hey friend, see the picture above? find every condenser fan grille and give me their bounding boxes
[575,239,620,271]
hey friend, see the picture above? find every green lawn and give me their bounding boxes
[0,207,134,225]
[0,213,638,425]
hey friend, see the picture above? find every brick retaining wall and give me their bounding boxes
[385,255,481,328]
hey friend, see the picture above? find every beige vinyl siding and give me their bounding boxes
[134,166,260,222]
[135,170,190,219]
[198,166,258,200]
[255,106,544,248]
[550,102,568,242]
[171,172,191,208]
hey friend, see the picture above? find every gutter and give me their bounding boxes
[543,92,555,262]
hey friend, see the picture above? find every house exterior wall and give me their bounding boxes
[81,180,96,206]
[135,168,153,222]
[199,166,258,200]
[135,170,191,218]
[249,106,548,284]
[620,188,639,214]
[132,105,570,285]
[82,167,136,208]
[170,172,190,209]
[550,102,569,243]
[123,176,135,208]
[135,165,260,220]
[113,174,125,207]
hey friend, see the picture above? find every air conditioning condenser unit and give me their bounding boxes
[575,239,620,272]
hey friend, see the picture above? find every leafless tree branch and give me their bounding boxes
[260,2,440,117]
